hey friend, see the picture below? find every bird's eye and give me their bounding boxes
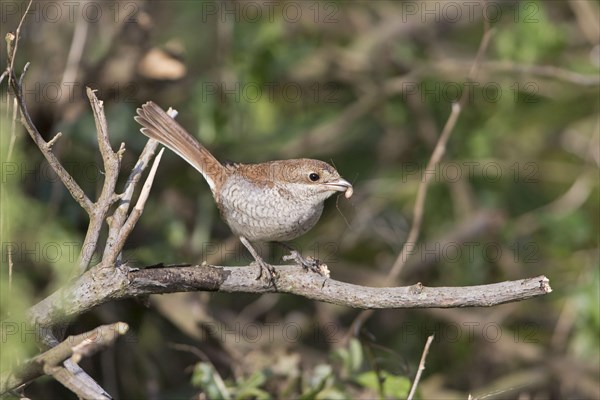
[309,172,320,182]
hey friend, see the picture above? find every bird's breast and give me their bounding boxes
[217,175,324,242]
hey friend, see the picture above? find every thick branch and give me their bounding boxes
[25,263,551,328]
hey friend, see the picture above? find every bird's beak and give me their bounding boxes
[324,178,353,198]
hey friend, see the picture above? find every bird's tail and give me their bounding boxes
[135,101,226,192]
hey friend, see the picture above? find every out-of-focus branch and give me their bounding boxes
[347,18,495,335]
[407,334,435,400]
[0,322,128,397]
[387,23,495,282]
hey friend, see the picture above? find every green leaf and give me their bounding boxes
[349,338,363,373]
[300,364,333,400]
[355,371,411,399]
[191,362,231,399]
[331,338,363,377]
[234,370,271,400]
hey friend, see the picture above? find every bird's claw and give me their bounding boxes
[253,259,278,285]
[283,251,330,277]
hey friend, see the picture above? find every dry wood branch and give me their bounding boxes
[6,66,94,214]
[24,262,552,328]
[407,334,435,400]
[125,149,163,217]
[4,15,119,399]
[45,365,111,400]
[109,148,164,261]
[77,88,125,272]
[6,0,32,85]
[1,322,128,396]
[102,110,176,264]
[103,139,159,262]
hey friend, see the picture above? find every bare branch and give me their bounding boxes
[0,322,127,396]
[103,139,159,262]
[388,24,494,282]
[46,132,62,149]
[109,148,164,263]
[8,97,18,161]
[45,365,111,400]
[77,88,125,272]
[62,359,113,400]
[407,334,435,400]
[346,18,496,335]
[60,13,88,101]
[24,262,551,328]
[6,67,94,213]
[103,109,176,264]
[6,0,32,80]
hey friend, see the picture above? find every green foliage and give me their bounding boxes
[191,362,231,399]
[331,337,363,378]
[189,338,411,399]
[355,371,411,399]
[571,266,600,363]
[495,1,565,63]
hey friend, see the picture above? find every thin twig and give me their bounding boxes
[102,109,175,264]
[78,88,125,272]
[168,343,210,361]
[7,66,94,213]
[387,101,461,280]
[407,334,435,400]
[102,139,159,263]
[7,247,13,293]
[111,148,165,259]
[388,23,494,282]
[45,365,112,400]
[0,69,7,85]
[348,18,494,335]
[63,359,113,400]
[46,132,63,149]
[7,97,18,161]
[6,0,33,84]
[475,60,600,87]
[60,13,88,102]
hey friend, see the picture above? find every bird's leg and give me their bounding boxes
[239,236,277,283]
[278,242,329,277]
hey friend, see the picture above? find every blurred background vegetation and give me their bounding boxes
[1,0,599,399]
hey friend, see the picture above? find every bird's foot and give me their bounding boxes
[253,258,278,285]
[239,236,277,286]
[283,251,330,278]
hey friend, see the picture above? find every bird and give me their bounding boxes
[135,101,352,283]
